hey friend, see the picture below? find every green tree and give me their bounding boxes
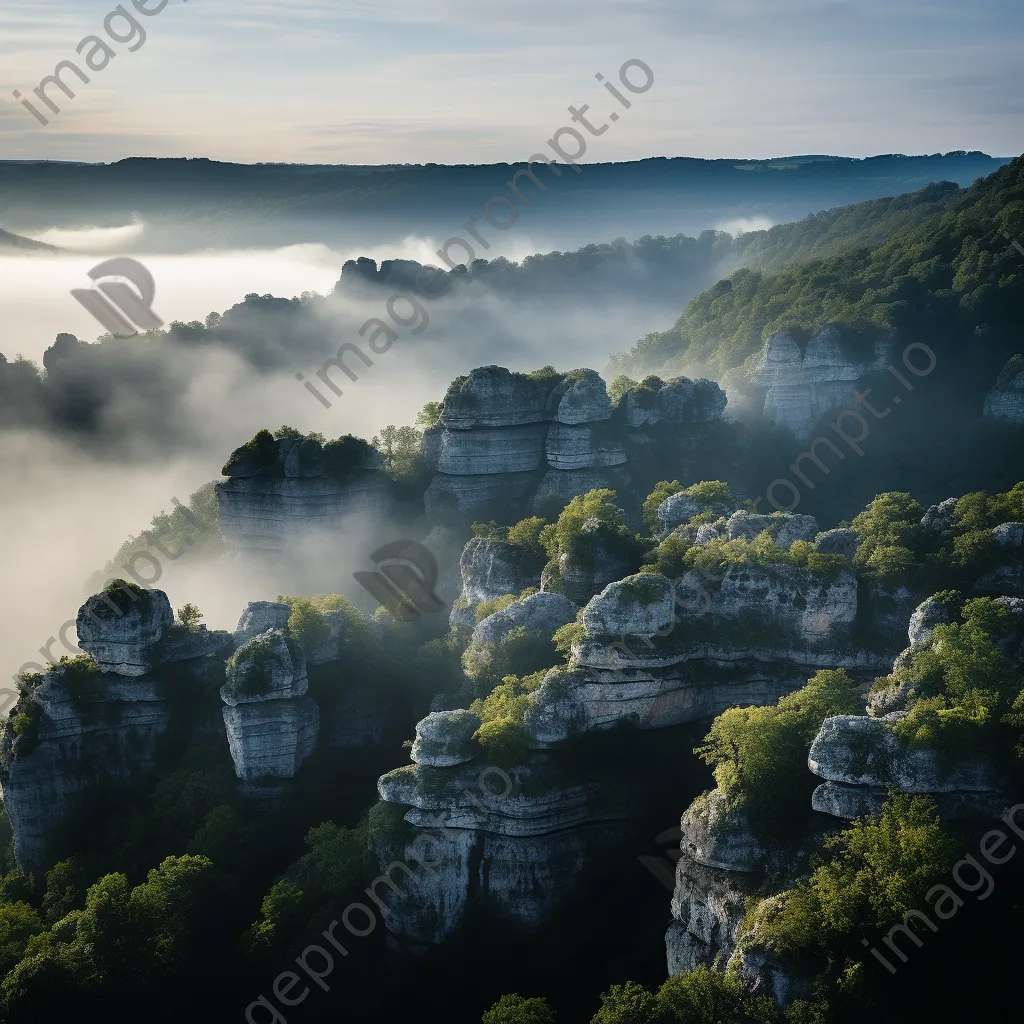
[371,424,424,482]
[174,603,204,632]
[482,994,558,1024]
[416,401,443,428]
[591,981,663,1024]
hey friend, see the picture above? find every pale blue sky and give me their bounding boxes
[0,0,1020,162]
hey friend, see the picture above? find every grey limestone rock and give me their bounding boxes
[545,369,613,424]
[556,517,638,604]
[77,586,172,677]
[921,496,959,536]
[626,377,726,428]
[234,601,292,645]
[983,355,1024,424]
[658,492,701,534]
[908,595,952,647]
[451,538,541,629]
[544,423,626,471]
[410,710,481,767]
[472,592,577,646]
[220,629,308,706]
[438,423,549,475]
[814,528,859,559]
[726,511,819,549]
[808,714,998,792]
[581,573,675,637]
[693,523,720,546]
[440,366,553,429]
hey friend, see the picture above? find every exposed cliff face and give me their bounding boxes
[0,588,231,873]
[750,325,890,441]
[526,565,889,745]
[374,757,627,949]
[220,629,319,791]
[983,355,1024,424]
[665,788,819,1005]
[425,366,727,524]
[217,435,391,554]
[450,538,543,629]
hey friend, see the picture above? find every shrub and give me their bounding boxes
[507,517,547,558]
[539,489,630,562]
[483,993,558,1024]
[743,795,957,966]
[553,613,587,658]
[642,480,684,531]
[696,670,859,832]
[475,594,517,623]
[591,981,662,1024]
[174,604,204,632]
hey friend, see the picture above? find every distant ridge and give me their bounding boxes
[0,228,59,252]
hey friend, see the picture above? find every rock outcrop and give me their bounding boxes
[220,629,319,791]
[218,434,391,554]
[424,366,727,524]
[451,538,543,629]
[525,564,887,745]
[374,757,628,949]
[0,586,231,872]
[750,325,890,441]
[983,354,1024,424]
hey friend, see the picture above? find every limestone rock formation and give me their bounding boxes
[814,528,859,559]
[920,497,959,536]
[751,325,889,440]
[983,354,1024,424]
[218,434,390,554]
[808,714,997,792]
[220,629,319,787]
[907,595,952,647]
[472,592,577,646]
[373,757,627,948]
[657,492,701,534]
[234,601,292,645]
[725,511,820,549]
[582,574,675,637]
[554,518,639,603]
[451,538,543,629]
[410,710,481,767]
[424,365,726,524]
[1,585,231,872]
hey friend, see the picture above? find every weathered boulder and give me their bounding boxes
[582,574,675,637]
[983,355,1024,424]
[680,789,767,873]
[410,710,481,767]
[658,492,701,534]
[693,523,720,546]
[545,369,612,424]
[921,497,959,536]
[234,601,291,645]
[472,592,577,646]
[814,528,859,559]
[994,522,1024,551]
[451,538,541,629]
[220,630,308,705]
[808,715,999,793]
[726,511,819,549]
[440,366,553,429]
[76,586,173,677]
[907,595,952,647]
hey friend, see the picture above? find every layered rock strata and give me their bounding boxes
[220,629,319,791]
[374,757,628,949]
[218,435,390,554]
[750,325,890,441]
[0,588,231,872]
